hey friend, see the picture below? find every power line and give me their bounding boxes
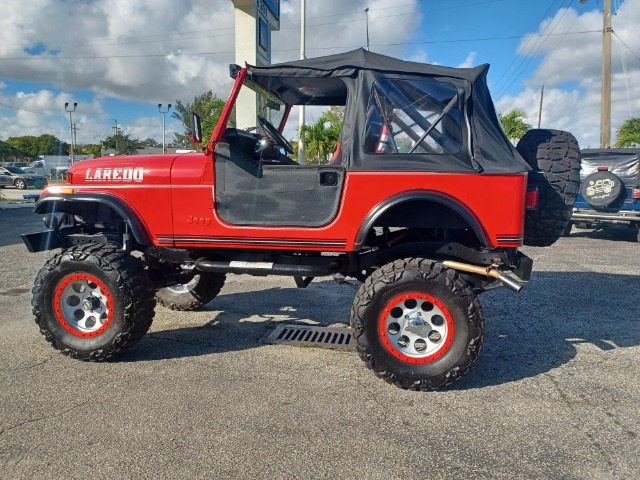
[0,30,600,61]
[492,0,561,89]
[0,100,60,117]
[613,31,640,62]
[495,0,576,98]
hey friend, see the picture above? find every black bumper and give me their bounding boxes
[22,230,63,253]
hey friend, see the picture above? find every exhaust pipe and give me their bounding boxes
[442,260,525,293]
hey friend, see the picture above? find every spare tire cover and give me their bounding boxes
[581,171,623,207]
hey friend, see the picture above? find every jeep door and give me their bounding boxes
[213,141,344,227]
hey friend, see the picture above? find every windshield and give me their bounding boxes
[6,166,27,174]
[235,76,287,130]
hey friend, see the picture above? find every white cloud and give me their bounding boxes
[496,0,640,148]
[457,52,477,69]
[0,0,422,142]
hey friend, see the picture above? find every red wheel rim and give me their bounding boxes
[53,273,114,338]
[378,291,454,364]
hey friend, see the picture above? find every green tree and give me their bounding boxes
[102,133,144,155]
[0,140,25,160]
[142,137,161,148]
[172,91,226,147]
[498,108,531,144]
[615,117,640,148]
[4,134,67,159]
[324,105,345,125]
[36,134,67,155]
[77,144,102,158]
[6,136,38,158]
[299,115,341,165]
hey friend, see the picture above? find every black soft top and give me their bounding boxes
[247,49,529,174]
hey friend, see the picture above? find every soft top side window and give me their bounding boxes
[363,77,462,155]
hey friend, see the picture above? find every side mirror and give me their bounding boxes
[191,112,203,144]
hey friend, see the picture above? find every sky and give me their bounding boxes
[0,0,638,150]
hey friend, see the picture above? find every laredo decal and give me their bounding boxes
[85,167,144,182]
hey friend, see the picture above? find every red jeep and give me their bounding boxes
[23,49,580,390]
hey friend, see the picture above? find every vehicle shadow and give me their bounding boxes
[454,270,640,389]
[568,223,638,243]
[117,280,356,363]
[119,272,640,390]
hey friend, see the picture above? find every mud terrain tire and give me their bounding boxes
[350,258,484,391]
[32,243,155,360]
[517,129,581,247]
[156,272,226,311]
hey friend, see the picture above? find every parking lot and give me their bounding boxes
[0,206,638,479]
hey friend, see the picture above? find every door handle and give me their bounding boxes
[319,171,338,186]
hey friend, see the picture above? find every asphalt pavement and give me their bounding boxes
[0,208,638,479]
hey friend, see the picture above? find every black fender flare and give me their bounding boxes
[353,190,489,250]
[33,192,152,246]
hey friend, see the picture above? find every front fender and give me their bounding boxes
[32,192,152,247]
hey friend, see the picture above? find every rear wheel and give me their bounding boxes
[156,272,226,311]
[351,258,484,391]
[32,243,155,360]
[517,129,581,246]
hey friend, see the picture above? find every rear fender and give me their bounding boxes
[354,190,489,250]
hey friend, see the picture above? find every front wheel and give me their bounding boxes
[32,243,156,360]
[156,272,226,311]
[351,258,484,391]
[14,179,27,189]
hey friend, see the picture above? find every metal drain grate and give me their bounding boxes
[264,324,355,350]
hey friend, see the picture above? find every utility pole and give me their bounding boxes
[64,102,77,164]
[364,7,370,51]
[113,119,120,153]
[298,0,306,165]
[72,122,80,159]
[601,0,612,148]
[537,85,544,129]
[158,104,172,153]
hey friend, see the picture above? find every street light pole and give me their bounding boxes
[158,104,172,153]
[64,102,77,164]
[364,7,370,51]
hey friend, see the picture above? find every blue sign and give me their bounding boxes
[262,0,279,20]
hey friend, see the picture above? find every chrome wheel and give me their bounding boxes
[379,291,454,364]
[53,273,113,338]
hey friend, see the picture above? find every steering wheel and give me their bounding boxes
[257,115,295,155]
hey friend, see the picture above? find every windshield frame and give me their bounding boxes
[210,67,291,145]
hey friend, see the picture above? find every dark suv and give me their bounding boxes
[569,148,640,241]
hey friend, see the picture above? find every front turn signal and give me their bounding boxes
[46,186,75,195]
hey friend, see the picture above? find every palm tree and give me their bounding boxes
[299,116,341,165]
[499,108,531,144]
[615,117,640,148]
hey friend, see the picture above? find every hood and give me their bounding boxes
[69,154,179,186]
